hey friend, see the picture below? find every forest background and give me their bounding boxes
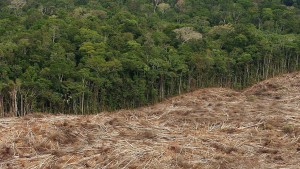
[0,0,300,116]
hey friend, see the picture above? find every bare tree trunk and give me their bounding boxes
[20,94,23,116]
[81,92,84,114]
[178,75,182,95]
[81,78,86,114]
[258,17,262,30]
[9,87,18,117]
[187,72,192,91]
[73,99,76,114]
[25,96,29,116]
[153,0,160,12]
[160,75,164,100]
[0,94,3,117]
[262,58,265,79]
[296,54,299,69]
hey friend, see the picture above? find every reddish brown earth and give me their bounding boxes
[1,72,300,169]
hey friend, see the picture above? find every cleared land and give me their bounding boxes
[1,73,300,169]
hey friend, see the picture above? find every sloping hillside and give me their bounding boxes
[0,73,300,169]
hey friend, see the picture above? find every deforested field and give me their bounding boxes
[1,72,300,169]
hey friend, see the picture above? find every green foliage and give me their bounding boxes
[0,0,300,115]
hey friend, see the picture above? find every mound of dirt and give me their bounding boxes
[0,73,300,168]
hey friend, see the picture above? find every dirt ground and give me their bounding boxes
[1,72,300,169]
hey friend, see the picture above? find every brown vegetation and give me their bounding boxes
[0,72,300,168]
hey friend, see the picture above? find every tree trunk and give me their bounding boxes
[0,94,3,117]
[178,75,182,95]
[81,92,84,114]
[20,94,24,116]
[159,75,164,100]
[188,72,192,91]
[296,54,299,69]
[81,78,86,114]
[9,87,18,117]
[153,0,160,12]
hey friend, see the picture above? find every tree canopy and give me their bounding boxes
[0,0,300,116]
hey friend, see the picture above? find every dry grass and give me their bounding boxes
[1,72,300,168]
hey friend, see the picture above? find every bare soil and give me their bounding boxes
[1,72,300,169]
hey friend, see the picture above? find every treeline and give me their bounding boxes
[0,0,300,116]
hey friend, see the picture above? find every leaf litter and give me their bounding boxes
[1,72,300,168]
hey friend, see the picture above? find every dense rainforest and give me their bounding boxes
[0,0,300,116]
